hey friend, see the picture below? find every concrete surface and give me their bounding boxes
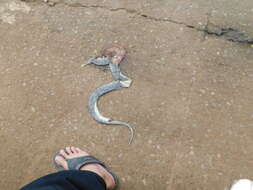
[0,0,253,189]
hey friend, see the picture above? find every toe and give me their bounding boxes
[70,146,77,153]
[74,147,80,153]
[75,147,81,153]
[76,148,89,156]
[59,149,68,158]
[55,155,68,170]
[65,147,72,155]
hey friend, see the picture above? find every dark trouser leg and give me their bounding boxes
[20,170,106,190]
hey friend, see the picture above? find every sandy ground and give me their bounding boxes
[0,0,253,189]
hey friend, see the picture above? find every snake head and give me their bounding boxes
[87,57,111,66]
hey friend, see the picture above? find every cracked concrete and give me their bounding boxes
[1,0,253,190]
[21,0,253,44]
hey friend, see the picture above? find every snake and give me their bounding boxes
[86,45,134,144]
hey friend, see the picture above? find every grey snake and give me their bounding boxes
[86,45,134,144]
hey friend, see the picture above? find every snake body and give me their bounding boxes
[87,46,134,144]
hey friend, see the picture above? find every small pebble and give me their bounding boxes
[31,106,36,112]
[142,178,147,186]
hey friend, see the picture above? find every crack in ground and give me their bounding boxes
[21,0,253,45]
[202,16,253,44]
[204,25,253,44]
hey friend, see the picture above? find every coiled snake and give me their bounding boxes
[86,45,134,144]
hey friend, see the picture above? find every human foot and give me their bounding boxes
[55,146,117,190]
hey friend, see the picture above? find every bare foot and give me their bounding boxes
[55,146,116,190]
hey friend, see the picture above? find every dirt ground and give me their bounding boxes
[0,0,253,189]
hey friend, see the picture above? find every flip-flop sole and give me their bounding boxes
[53,152,65,171]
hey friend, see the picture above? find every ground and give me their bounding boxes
[0,0,253,190]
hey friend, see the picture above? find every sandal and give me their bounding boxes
[53,153,119,189]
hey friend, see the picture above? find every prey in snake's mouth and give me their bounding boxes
[86,45,134,144]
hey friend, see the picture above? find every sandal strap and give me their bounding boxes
[67,155,105,170]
